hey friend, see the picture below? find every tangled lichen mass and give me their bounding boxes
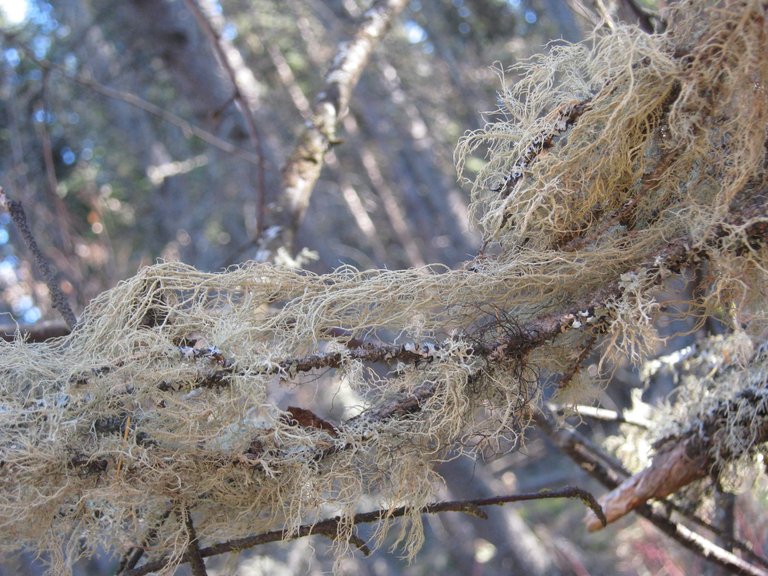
[2,2,768,573]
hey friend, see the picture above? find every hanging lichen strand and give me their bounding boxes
[1,2,767,573]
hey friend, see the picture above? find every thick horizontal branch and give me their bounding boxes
[21,183,768,519]
[30,188,768,396]
[82,299,587,393]
[123,486,603,576]
[70,212,768,466]
[0,321,70,342]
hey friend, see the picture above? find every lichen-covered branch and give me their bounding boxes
[489,97,592,239]
[37,209,768,484]
[275,0,408,252]
[584,437,710,531]
[585,347,768,531]
[2,3,768,574]
[536,408,768,576]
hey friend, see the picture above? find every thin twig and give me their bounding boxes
[178,506,208,576]
[594,0,618,30]
[621,0,659,33]
[182,0,267,237]
[493,98,592,236]
[556,334,598,392]
[549,402,653,429]
[32,71,79,272]
[0,189,77,329]
[35,72,61,209]
[123,486,603,576]
[116,508,173,574]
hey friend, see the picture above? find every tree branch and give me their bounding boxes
[65,212,768,467]
[584,375,768,531]
[535,407,768,576]
[123,486,603,576]
[182,0,268,237]
[548,402,653,429]
[0,189,77,329]
[275,0,408,253]
[0,321,70,342]
[179,506,208,576]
